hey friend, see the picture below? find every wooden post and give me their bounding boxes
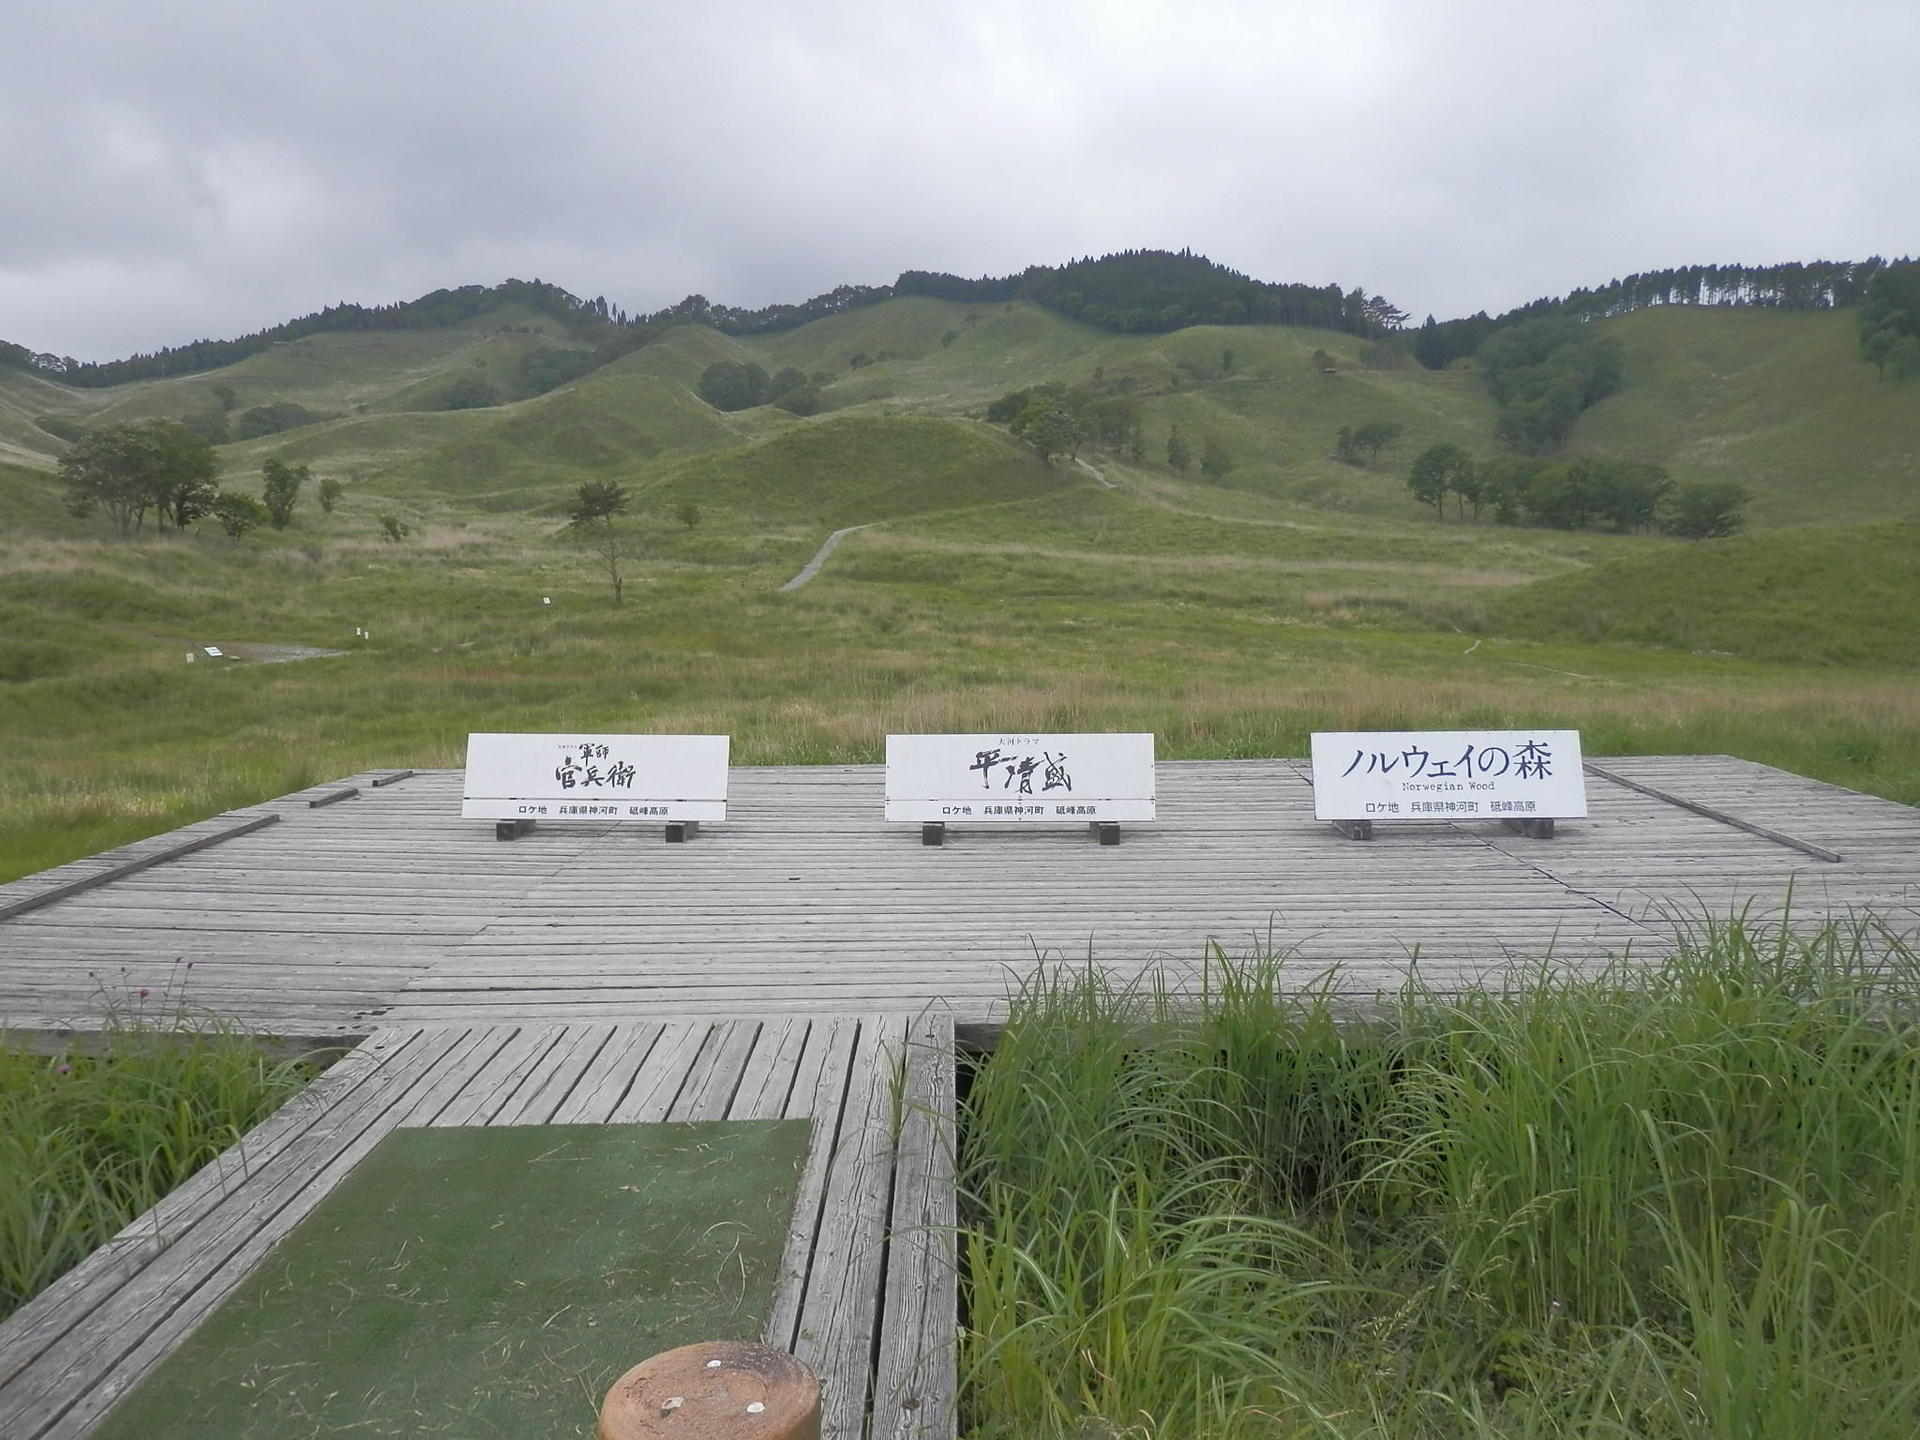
[665,821,699,843]
[495,818,536,841]
[598,1341,821,1440]
[1331,818,1373,841]
[1093,822,1120,846]
[920,822,945,847]
[1501,817,1556,839]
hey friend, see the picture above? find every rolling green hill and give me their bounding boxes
[641,414,1074,530]
[1569,307,1920,526]
[8,289,1915,533]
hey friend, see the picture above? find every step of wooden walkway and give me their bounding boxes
[0,1014,957,1440]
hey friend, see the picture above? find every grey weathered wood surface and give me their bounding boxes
[0,1014,954,1440]
[1,759,1915,1034]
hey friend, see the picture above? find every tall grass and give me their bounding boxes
[959,915,1920,1438]
[0,1015,315,1320]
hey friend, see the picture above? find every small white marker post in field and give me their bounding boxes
[886,732,1155,846]
[1309,729,1587,840]
[462,733,729,843]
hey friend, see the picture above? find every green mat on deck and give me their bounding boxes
[94,1120,811,1439]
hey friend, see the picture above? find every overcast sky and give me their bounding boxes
[3,0,1914,361]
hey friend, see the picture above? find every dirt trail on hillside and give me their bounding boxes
[779,524,874,590]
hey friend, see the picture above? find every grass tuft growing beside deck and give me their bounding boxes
[0,1016,315,1321]
[960,914,1920,1438]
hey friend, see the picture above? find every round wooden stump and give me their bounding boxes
[598,1341,822,1440]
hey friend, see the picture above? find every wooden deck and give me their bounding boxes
[1,758,1914,1038]
[0,1013,956,1440]
[1,755,1915,1438]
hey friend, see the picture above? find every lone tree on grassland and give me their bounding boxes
[1407,443,1476,517]
[1336,420,1404,466]
[1010,396,1086,465]
[569,480,632,603]
[209,491,267,538]
[1660,481,1750,540]
[261,459,310,529]
[1166,425,1192,472]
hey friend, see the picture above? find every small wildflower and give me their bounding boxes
[138,988,150,998]
[57,1064,71,1075]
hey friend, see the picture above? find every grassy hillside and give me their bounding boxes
[1483,522,1920,667]
[0,369,96,467]
[1573,306,1920,526]
[641,414,1075,530]
[0,460,82,536]
[12,293,1916,531]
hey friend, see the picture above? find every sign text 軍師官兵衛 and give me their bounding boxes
[460,734,728,822]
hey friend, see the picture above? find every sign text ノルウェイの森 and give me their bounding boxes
[1309,730,1586,821]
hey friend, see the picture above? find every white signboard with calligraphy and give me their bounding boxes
[885,733,1155,823]
[461,734,729,822]
[1310,730,1586,822]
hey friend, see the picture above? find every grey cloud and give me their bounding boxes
[2,0,1914,359]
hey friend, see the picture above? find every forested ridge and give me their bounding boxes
[1411,257,1908,369]
[4,248,1913,389]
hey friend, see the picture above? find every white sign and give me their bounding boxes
[886,733,1155,823]
[1310,730,1586,822]
[461,734,729,822]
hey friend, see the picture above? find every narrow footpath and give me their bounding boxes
[779,523,872,591]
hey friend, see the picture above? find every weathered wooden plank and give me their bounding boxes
[872,1013,958,1440]
[728,1018,809,1121]
[793,1015,910,1440]
[490,1023,619,1125]
[765,1018,859,1351]
[0,814,281,922]
[423,1025,568,1127]
[605,1023,714,1123]
[668,1019,764,1122]
[546,1022,667,1123]
[1585,761,1846,862]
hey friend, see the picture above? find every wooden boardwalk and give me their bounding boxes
[1,755,1915,1438]
[0,1013,956,1440]
[0,758,1914,1038]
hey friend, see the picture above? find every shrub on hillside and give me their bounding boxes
[233,401,319,440]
